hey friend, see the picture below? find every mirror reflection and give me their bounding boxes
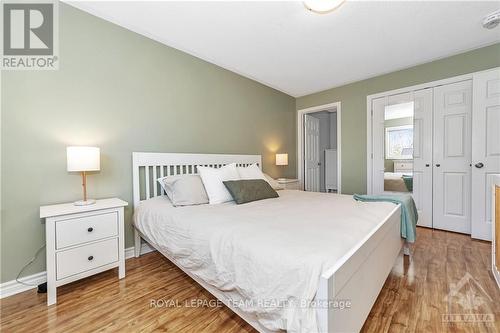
[383,101,414,193]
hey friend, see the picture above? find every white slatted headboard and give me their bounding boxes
[132,152,262,208]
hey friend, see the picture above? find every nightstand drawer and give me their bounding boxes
[283,182,300,190]
[56,238,118,280]
[56,212,118,249]
[276,179,300,190]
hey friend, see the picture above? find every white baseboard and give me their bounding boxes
[0,271,47,299]
[0,243,156,299]
[124,242,155,259]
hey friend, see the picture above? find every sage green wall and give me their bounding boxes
[296,43,500,195]
[0,4,296,282]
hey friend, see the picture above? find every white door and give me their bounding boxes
[471,68,500,241]
[412,88,433,228]
[433,80,472,234]
[371,97,387,194]
[305,115,320,192]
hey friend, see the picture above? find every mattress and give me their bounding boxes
[134,190,396,332]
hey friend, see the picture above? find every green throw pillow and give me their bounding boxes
[223,179,279,204]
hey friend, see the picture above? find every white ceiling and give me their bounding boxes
[67,1,500,97]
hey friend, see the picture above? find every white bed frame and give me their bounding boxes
[132,152,405,333]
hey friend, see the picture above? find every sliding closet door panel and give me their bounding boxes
[413,88,433,227]
[371,97,387,194]
[433,80,472,234]
[472,68,500,240]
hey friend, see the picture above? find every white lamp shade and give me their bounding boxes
[276,153,288,166]
[67,146,100,172]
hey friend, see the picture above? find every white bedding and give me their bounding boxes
[134,190,396,332]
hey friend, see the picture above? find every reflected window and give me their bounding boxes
[385,125,413,159]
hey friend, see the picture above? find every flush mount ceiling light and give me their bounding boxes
[482,9,500,29]
[303,0,346,14]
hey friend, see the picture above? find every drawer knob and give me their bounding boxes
[88,255,94,261]
[87,227,94,232]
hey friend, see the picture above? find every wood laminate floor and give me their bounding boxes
[1,227,499,332]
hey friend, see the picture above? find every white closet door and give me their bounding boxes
[305,115,320,192]
[371,97,387,194]
[471,68,500,241]
[433,80,472,234]
[412,88,433,228]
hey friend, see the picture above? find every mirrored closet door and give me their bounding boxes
[372,91,432,228]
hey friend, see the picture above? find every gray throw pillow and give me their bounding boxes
[158,175,209,206]
[223,179,279,204]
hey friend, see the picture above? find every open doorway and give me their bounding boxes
[297,102,341,193]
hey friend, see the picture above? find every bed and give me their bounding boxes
[132,152,406,333]
[384,172,413,192]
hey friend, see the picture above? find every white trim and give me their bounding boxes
[365,68,500,195]
[492,178,500,289]
[125,242,155,259]
[367,97,373,194]
[296,102,342,193]
[0,244,156,299]
[0,271,47,299]
[368,73,473,102]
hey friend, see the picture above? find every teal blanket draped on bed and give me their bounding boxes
[353,194,418,242]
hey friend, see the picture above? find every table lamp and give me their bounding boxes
[275,153,288,181]
[67,146,100,206]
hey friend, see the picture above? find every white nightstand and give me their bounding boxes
[276,178,301,190]
[40,198,128,305]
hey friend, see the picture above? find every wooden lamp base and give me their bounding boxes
[74,171,96,206]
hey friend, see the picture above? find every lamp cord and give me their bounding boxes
[15,245,46,286]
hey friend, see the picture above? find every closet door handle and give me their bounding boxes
[435,164,441,167]
[475,162,484,168]
[425,164,430,167]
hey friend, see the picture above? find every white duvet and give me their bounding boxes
[134,190,396,332]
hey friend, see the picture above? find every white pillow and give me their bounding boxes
[156,175,209,206]
[198,163,240,204]
[237,163,266,180]
[237,164,284,190]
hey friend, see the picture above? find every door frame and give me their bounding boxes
[297,102,342,193]
[366,72,475,194]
